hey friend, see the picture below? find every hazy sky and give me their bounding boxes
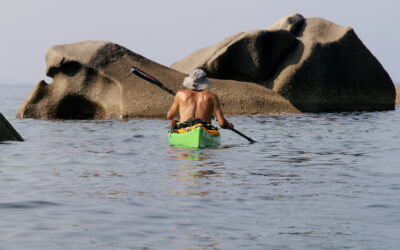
[1,0,399,83]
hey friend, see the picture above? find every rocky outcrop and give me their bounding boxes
[267,13,305,34]
[172,14,395,112]
[171,30,296,82]
[267,15,395,112]
[17,41,299,120]
[0,113,23,142]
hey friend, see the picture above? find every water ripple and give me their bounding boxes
[1,85,400,249]
[0,201,60,209]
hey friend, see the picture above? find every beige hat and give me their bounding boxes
[182,69,211,90]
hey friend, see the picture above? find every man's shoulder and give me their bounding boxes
[203,90,219,99]
[178,89,214,95]
[177,89,218,99]
[177,89,193,94]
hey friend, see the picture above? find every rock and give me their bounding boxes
[172,14,395,112]
[171,29,296,82]
[266,16,395,111]
[0,113,23,142]
[17,41,299,120]
[396,87,400,105]
[267,13,305,35]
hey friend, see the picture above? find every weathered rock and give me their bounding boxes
[265,16,395,112]
[267,13,305,35]
[0,113,23,142]
[396,87,400,105]
[172,14,395,112]
[171,30,296,82]
[17,41,299,120]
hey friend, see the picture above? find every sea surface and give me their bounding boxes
[1,83,400,250]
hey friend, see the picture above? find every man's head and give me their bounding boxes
[183,69,211,90]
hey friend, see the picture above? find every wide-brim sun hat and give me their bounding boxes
[182,69,211,90]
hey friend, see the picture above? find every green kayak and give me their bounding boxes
[168,126,220,148]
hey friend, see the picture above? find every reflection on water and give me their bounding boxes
[166,148,225,198]
[168,149,206,161]
[189,170,218,178]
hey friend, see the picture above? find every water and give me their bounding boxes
[1,84,400,249]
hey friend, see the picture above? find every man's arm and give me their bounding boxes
[167,94,180,120]
[213,95,234,129]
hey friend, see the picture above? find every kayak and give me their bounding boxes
[168,125,220,148]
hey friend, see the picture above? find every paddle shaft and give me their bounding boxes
[230,128,255,143]
[130,67,176,96]
[130,66,256,143]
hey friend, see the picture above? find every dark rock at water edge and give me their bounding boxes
[0,113,23,142]
[172,13,395,112]
[17,41,299,120]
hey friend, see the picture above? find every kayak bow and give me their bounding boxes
[168,126,220,148]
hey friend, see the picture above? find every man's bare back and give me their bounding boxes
[167,89,233,129]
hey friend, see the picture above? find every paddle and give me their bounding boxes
[130,66,256,144]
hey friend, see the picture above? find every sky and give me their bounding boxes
[0,0,399,83]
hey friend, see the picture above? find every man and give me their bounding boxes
[167,69,234,129]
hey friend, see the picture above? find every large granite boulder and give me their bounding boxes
[171,30,296,82]
[17,41,298,120]
[267,13,305,34]
[267,14,395,111]
[0,113,23,142]
[172,14,395,112]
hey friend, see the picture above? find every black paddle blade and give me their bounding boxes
[130,67,161,86]
[130,67,176,96]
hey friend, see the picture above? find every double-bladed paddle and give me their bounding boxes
[130,66,256,144]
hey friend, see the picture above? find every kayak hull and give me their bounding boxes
[168,127,220,148]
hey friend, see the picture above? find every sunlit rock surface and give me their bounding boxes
[172,14,395,112]
[17,41,298,120]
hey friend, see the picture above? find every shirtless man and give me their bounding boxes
[167,69,234,129]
